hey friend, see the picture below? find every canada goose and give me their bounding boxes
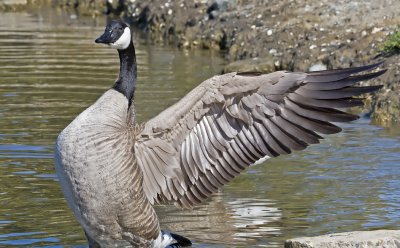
[54,20,385,248]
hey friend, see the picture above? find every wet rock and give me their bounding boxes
[208,10,219,20]
[223,56,275,73]
[206,2,219,20]
[206,0,231,20]
[372,91,400,125]
[369,55,400,125]
[206,2,219,15]
[285,230,400,248]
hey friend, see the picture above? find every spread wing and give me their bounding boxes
[135,62,385,208]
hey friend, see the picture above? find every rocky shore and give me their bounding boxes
[120,0,400,125]
[2,0,400,124]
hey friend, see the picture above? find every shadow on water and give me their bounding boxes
[0,7,400,248]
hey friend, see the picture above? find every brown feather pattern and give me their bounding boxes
[135,63,384,208]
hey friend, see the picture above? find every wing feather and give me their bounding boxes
[272,116,322,144]
[238,128,263,158]
[285,99,359,122]
[183,138,198,183]
[203,116,226,152]
[135,63,384,208]
[263,118,308,151]
[288,93,364,108]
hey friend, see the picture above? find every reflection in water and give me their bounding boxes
[228,199,280,237]
[157,196,281,246]
[1,7,400,248]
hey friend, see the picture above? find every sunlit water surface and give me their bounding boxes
[0,9,399,248]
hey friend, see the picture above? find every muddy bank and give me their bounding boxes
[2,0,400,124]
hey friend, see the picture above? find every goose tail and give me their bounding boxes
[168,232,192,247]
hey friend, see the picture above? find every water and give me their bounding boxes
[0,8,399,248]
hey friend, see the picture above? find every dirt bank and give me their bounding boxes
[113,0,400,125]
[3,0,400,124]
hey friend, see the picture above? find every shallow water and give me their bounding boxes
[0,9,399,248]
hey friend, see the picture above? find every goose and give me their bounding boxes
[54,20,386,248]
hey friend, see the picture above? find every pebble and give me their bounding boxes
[372,27,383,34]
[309,63,327,72]
[183,41,190,48]
[267,29,273,36]
[309,44,317,50]
[361,30,368,37]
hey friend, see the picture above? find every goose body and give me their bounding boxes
[55,20,385,247]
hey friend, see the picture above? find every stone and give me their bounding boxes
[269,48,277,55]
[309,63,327,72]
[371,27,383,34]
[361,30,368,37]
[285,230,400,248]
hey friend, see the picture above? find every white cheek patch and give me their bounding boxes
[110,27,131,50]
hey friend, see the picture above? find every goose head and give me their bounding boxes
[95,20,131,50]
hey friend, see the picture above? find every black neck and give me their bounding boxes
[113,40,137,104]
